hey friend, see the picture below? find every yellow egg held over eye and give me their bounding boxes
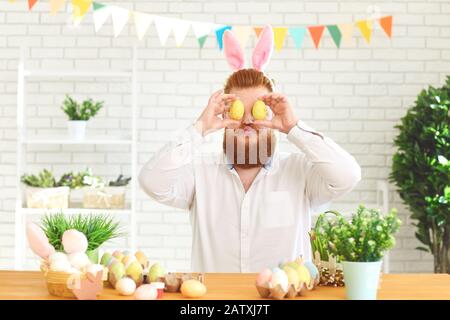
[229,100,245,120]
[252,100,267,120]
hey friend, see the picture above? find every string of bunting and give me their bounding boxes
[18,0,393,50]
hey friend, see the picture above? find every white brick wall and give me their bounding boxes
[1,0,449,272]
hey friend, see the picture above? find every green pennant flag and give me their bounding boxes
[93,2,105,11]
[327,25,342,48]
[198,35,208,48]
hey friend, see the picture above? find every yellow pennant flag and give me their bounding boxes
[50,0,65,15]
[273,27,288,52]
[356,20,373,44]
[72,0,92,24]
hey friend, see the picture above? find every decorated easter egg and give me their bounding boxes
[48,252,68,265]
[229,100,244,120]
[283,266,300,291]
[286,261,311,284]
[68,252,91,270]
[270,269,288,292]
[100,252,112,266]
[252,100,267,120]
[26,223,55,259]
[256,268,272,288]
[50,258,72,272]
[62,229,88,254]
[116,277,136,296]
[134,284,158,300]
[303,261,319,280]
[181,279,207,298]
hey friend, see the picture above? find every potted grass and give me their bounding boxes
[83,174,131,209]
[21,169,70,209]
[317,205,401,300]
[61,94,104,140]
[58,168,105,205]
[40,212,123,264]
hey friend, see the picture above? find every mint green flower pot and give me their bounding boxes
[342,261,382,300]
[86,248,100,264]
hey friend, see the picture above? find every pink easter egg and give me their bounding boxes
[26,223,55,259]
[256,268,272,287]
[134,284,158,300]
[62,229,88,254]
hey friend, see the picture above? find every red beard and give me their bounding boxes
[223,125,276,168]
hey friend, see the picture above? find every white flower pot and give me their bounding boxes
[67,120,87,141]
[24,185,70,209]
[342,261,382,300]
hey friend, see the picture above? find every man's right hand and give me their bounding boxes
[194,90,241,136]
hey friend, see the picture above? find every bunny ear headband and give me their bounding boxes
[223,24,274,72]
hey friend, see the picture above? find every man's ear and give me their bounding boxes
[252,25,274,71]
[223,29,245,71]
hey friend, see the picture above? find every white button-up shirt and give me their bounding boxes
[139,120,361,272]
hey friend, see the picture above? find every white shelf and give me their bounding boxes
[22,135,132,145]
[24,70,132,78]
[19,207,132,216]
[15,45,139,270]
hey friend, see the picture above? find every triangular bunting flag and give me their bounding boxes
[288,27,306,49]
[215,25,232,50]
[92,1,104,11]
[92,3,111,33]
[338,23,353,44]
[254,27,263,38]
[379,16,393,38]
[327,25,342,48]
[111,6,129,37]
[172,19,191,47]
[50,0,65,15]
[28,0,37,10]
[72,0,92,25]
[308,25,325,49]
[356,20,373,44]
[192,21,213,48]
[154,16,174,46]
[232,26,253,48]
[273,27,288,52]
[133,12,153,40]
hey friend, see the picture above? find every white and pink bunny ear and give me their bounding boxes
[252,25,274,71]
[223,29,245,71]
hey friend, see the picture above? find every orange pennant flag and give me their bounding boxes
[379,16,393,38]
[50,0,65,15]
[356,20,373,44]
[28,0,37,10]
[273,27,288,52]
[308,25,325,49]
[254,27,263,38]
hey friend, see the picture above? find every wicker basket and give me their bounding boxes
[82,186,126,209]
[40,262,107,298]
[25,186,70,209]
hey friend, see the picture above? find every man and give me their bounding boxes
[139,27,361,272]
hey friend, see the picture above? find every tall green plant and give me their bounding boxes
[390,76,450,274]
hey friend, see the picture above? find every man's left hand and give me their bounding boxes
[254,93,299,134]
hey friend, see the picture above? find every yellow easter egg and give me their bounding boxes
[180,279,207,298]
[229,100,244,120]
[252,100,267,120]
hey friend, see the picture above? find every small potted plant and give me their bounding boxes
[58,168,104,204]
[21,169,70,209]
[61,94,104,140]
[83,174,131,209]
[317,205,401,300]
[40,212,123,264]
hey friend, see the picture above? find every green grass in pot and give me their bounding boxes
[21,169,57,188]
[40,213,123,257]
[61,94,104,121]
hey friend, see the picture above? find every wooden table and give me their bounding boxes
[0,271,449,300]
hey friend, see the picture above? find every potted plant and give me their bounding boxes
[40,212,123,264]
[83,174,131,209]
[61,94,104,140]
[319,205,401,300]
[390,76,450,274]
[21,169,70,209]
[58,168,105,204]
